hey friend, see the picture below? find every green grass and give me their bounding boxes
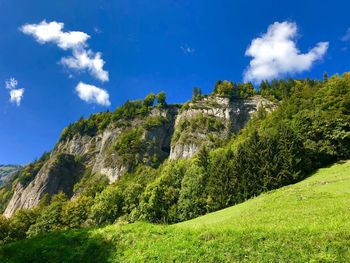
[1,161,350,262]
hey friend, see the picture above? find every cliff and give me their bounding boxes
[3,95,275,217]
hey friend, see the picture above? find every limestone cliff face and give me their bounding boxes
[4,107,177,217]
[169,95,275,160]
[4,96,274,217]
[4,154,82,217]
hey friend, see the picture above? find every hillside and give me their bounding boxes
[3,91,273,217]
[0,74,349,257]
[1,160,349,262]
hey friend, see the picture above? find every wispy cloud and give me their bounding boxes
[93,26,103,34]
[180,44,195,55]
[75,82,110,106]
[5,78,18,90]
[5,78,24,106]
[341,28,350,42]
[244,21,329,83]
[20,20,109,82]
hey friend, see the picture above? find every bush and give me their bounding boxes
[62,196,93,228]
[90,186,124,225]
[27,193,68,237]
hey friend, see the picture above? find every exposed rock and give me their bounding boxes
[169,95,275,160]
[4,154,83,217]
[3,96,274,217]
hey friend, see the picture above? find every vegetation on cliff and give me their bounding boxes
[1,160,349,262]
[0,73,349,249]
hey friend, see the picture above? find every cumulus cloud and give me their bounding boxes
[10,89,25,106]
[244,21,329,83]
[4,78,24,106]
[20,20,109,82]
[75,82,110,106]
[61,49,109,82]
[20,21,89,50]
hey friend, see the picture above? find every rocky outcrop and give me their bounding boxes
[169,96,275,160]
[4,154,82,217]
[3,96,274,217]
[4,107,177,217]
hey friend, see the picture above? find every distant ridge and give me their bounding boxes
[0,165,22,186]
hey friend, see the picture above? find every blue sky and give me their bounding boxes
[1,0,350,164]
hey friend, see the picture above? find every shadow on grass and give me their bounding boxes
[0,228,114,263]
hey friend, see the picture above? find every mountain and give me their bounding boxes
[1,160,349,262]
[0,165,21,186]
[3,94,274,217]
[0,74,349,254]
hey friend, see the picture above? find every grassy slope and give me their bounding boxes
[1,161,350,262]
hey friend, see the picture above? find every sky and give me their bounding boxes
[0,0,350,164]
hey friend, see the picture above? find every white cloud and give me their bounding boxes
[244,21,329,83]
[10,89,25,106]
[61,49,109,82]
[20,21,89,50]
[75,82,110,106]
[5,78,18,89]
[181,44,195,55]
[20,20,109,82]
[4,78,24,106]
[341,28,350,42]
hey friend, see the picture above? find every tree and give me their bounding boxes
[213,80,234,97]
[178,163,208,220]
[143,93,156,108]
[156,91,167,107]
[192,87,202,100]
[27,193,68,237]
[9,209,38,240]
[90,186,124,225]
[62,196,93,228]
[206,148,236,211]
[323,72,329,82]
[139,161,187,223]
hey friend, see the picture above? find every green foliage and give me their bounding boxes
[73,170,109,198]
[90,187,124,225]
[143,93,156,108]
[0,186,13,214]
[143,115,168,130]
[27,193,68,237]
[156,91,167,107]
[62,196,93,229]
[172,113,225,145]
[258,78,296,101]
[113,100,149,122]
[14,152,50,187]
[192,87,203,100]
[8,210,38,241]
[213,80,256,99]
[111,128,144,168]
[59,94,158,142]
[2,161,350,262]
[1,72,350,251]
[60,112,112,142]
[139,161,188,223]
[178,162,208,220]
